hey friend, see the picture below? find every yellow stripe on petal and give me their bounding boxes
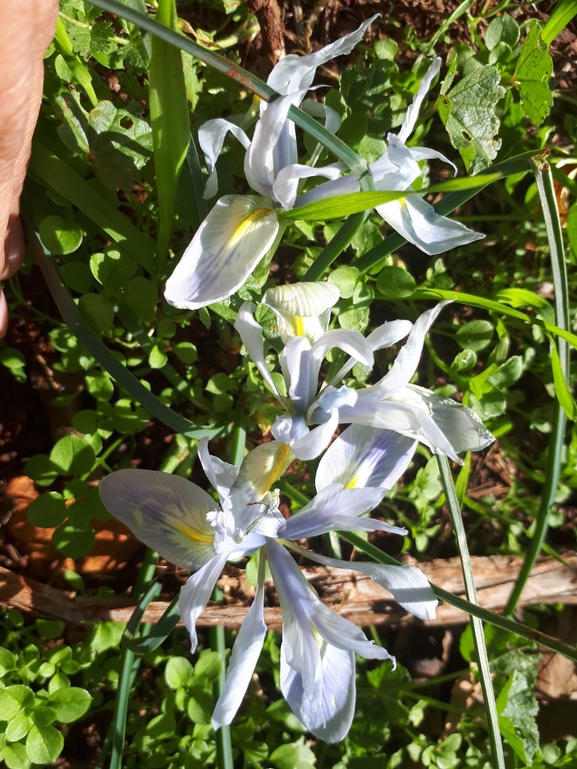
[172,520,215,545]
[255,442,293,497]
[344,474,359,490]
[230,208,275,247]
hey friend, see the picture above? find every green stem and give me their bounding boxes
[304,212,367,281]
[210,589,234,769]
[108,549,159,769]
[437,456,505,769]
[503,159,569,616]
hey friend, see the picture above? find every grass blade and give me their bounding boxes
[542,0,577,44]
[149,0,191,264]
[54,17,99,108]
[26,226,223,439]
[437,455,505,769]
[503,158,569,616]
[30,141,155,274]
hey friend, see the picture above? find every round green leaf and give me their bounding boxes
[0,648,16,676]
[455,320,494,351]
[156,319,176,339]
[173,342,197,364]
[451,348,478,373]
[31,706,57,727]
[149,342,168,369]
[24,455,59,487]
[52,523,96,559]
[328,266,359,299]
[90,249,137,289]
[49,435,96,476]
[86,371,114,402]
[0,347,26,369]
[48,688,91,723]
[2,742,30,769]
[165,657,193,690]
[26,493,67,528]
[78,294,114,333]
[25,724,64,764]
[39,215,83,255]
[0,686,35,721]
[59,262,93,293]
[125,277,158,307]
[71,409,99,436]
[375,266,417,299]
[485,13,519,50]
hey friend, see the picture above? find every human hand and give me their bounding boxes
[0,0,59,337]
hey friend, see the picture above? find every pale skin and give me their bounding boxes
[0,0,59,337]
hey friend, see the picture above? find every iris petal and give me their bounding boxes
[165,195,279,309]
[99,469,216,571]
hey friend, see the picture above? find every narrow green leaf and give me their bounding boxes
[542,0,577,44]
[149,0,191,260]
[550,341,577,420]
[29,141,155,274]
[54,17,99,108]
[28,231,224,440]
[282,174,502,222]
[513,21,554,126]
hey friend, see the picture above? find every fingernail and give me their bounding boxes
[1,216,25,279]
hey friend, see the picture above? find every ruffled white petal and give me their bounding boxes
[337,397,463,463]
[165,195,279,309]
[281,639,355,743]
[267,539,391,741]
[397,57,441,144]
[273,162,342,211]
[198,118,251,199]
[179,553,228,652]
[99,469,216,571]
[315,424,417,492]
[392,384,495,454]
[234,302,283,401]
[409,146,458,175]
[278,409,339,460]
[246,93,303,199]
[370,302,450,399]
[375,192,485,255]
[198,437,239,506]
[295,547,437,621]
[233,441,293,502]
[212,567,267,728]
[266,15,378,95]
[263,281,340,343]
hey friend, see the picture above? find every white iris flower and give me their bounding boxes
[164,17,377,310]
[296,58,484,254]
[99,434,436,742]
[236,282,494,461]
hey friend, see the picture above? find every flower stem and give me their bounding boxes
[437,455,505,769]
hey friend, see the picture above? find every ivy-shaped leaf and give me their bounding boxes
[497,670,540,765]
[513,20,553,126]
[438,64,505,175]
[57,92,153,189]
